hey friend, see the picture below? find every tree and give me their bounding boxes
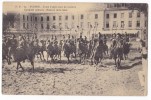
[127,3,148,16]
[3,13,15,34]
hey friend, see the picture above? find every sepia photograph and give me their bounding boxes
[2,2,148,96]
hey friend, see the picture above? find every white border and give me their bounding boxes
[0,0,151,100]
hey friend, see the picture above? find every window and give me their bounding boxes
[106,22,109,28]
[106,14,109,19]
[52,23,56,29]
[113,21,117,28]
[114,4,117,7]
[136,21,140,27]
[41,17,43,21]
[31,16,32,21]
[27,23,29,29]
[23,23,25,28]
[94,22,98,27]
[107,4,109,8]
[121,13,124,18]
[128,21,132,27]
[129,12,132,18]
[59,23,62,27]
[59,16,62,21]
[81,15,84,19]
[35,17,37,21]
[114,13,117,18]
[117,4,121,7]
[47,24,49,29]
[137,12,140,17]
[23,15,25,20]
[122,3,125,7]
[72,15,74,20]
[47,16,49,21]
[53,16,56,20]
[95,14,98,19]
[41,24,43,29]
[65,23,68,29]
[35,24,37,29]
[121,21,124,28]
[27,16,28,21]
[65,16,68,20]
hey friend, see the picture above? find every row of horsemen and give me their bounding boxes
[3,32,131,72]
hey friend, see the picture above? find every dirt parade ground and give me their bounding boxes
[2,47,145,96]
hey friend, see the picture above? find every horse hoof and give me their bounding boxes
[16,71,18,74]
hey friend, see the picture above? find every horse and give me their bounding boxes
[78,41,89,64]
[13,41,36,72]
[53,43,62,61]
[34,40,46,61]
[123,42,131,60]
[110,45,123,70]
[47,42,54,62]
[103,43,108,56]
[2,40,11,65]
[47,42,62,62]
[90,39,104,65]
[2,36,18,64]
[93,44,104,65]
[63,42,76,63]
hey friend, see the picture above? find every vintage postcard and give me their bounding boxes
[2,2,148,95]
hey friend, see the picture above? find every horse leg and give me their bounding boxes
[79,54,82,64]
[8,56,11,64]
[74,51,76,58]
[59,52,61,61]
[39,52,42,61]
[106,49,108,56]
[41,51,45,61]
[16,62,19,73]
[36,53,39,58]
[31,60,34,72]
[19,62,24,72]
[117,57,121,70]
[114,58,117,71]
[6,55,11,65]
[124,54,126,60]
[51,55,54,63]
[67,54,70,63]
[84,53,87,64]
[90,53,94,65]
[47,53,49,62]
[126,54,128,59]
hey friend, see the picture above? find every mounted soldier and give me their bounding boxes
[47,40,54,61]
[67,34,71,44]
[54,35,57,43]
[103,34,107,44]
[70,35,75,46]
[51,35,54,43]
[110,33,124,70]
[63,35,66,43]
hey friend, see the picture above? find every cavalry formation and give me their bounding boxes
[2,32,131,72]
